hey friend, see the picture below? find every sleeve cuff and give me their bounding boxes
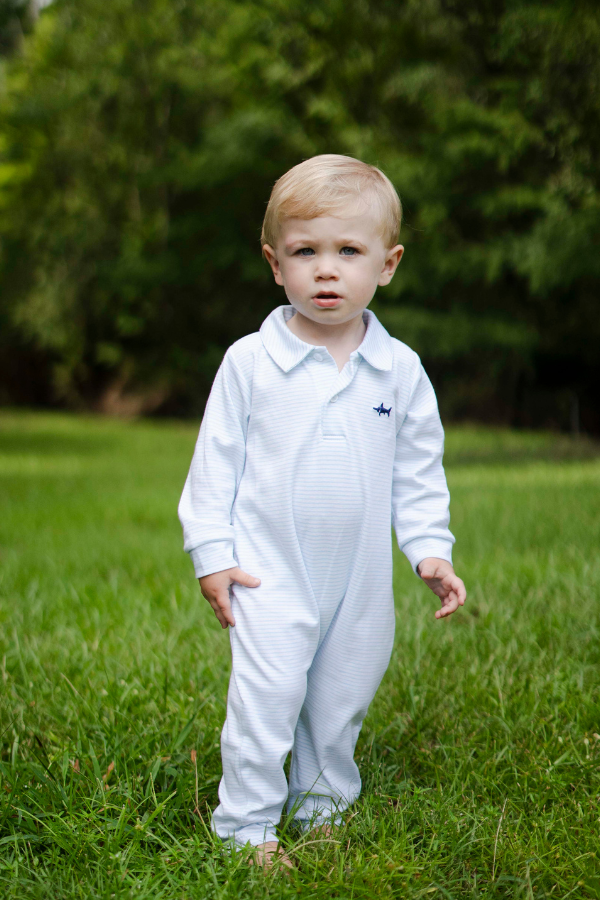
[400,538,454,576]
[189,541,237,579]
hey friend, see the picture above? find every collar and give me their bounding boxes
[260,305,393,373]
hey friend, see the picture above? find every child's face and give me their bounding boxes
[263,201,403,328]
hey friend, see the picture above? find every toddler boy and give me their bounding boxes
[178,154,466,865]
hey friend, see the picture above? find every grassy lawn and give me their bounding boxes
[0,410,599,899]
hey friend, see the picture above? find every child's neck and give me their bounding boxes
[286,309,367,372]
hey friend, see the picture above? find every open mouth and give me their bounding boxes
[313,292,342,308]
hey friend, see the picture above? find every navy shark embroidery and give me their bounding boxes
[373,403,392,417]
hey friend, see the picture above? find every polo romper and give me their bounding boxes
[178,304,455,846]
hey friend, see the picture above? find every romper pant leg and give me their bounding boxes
[287,586,395,828]
[211,580,320,847]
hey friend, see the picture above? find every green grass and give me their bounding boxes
[1,410,599,899]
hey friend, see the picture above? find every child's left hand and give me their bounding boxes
[417,558,466,619]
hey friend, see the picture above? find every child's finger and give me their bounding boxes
[214,608,228,629]
[443,575,466,606]
[230,568,261,588]
[435,591,459,618]
[446,579,465,606]
[212,589,236,628]
[207,597,226,628]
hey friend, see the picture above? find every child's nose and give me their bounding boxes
[314,256,339,279]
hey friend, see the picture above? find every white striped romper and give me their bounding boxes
[178,304,455,846]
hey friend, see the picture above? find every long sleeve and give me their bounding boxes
[178,347,252,578]
[392,362,455,573]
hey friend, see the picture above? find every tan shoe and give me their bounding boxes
[250,840,294,871]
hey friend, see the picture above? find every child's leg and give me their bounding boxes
[211,579,320,847]
[287,584,395,829]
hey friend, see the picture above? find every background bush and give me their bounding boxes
[1,0,599,428]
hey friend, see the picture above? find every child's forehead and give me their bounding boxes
[278,204,386,245]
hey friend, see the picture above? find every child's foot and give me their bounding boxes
[250,841,294,870]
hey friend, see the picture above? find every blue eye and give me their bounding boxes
[296,247,315,257]
[340,246,358,256]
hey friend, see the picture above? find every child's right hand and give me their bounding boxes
[198,567,261,629]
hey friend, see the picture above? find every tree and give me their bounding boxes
[0,0,599,426]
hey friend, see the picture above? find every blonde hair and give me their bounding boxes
[261,154,402,249]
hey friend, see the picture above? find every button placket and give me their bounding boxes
[304,349,337,408]
[321,358,361,437]
[326,357,360,405]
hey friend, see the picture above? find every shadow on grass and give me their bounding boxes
[0,431,118,457]
[444,427,600,467]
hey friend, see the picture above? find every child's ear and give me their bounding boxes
[378,244,404,286]
[262,244,284,286]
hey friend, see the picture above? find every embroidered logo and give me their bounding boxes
[373,403,392,417]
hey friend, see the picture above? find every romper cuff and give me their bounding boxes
[189,541,237,579]
[401,538,454,576]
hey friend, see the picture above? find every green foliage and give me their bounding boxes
[0,0,599,423]
[1,411,600,896]
[0,1,34,58]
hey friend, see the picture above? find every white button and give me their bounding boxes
[330,395,338,403]
[313,353,323,362]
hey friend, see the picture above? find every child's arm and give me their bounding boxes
[392,360,466,619]
[178,346,260,627]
